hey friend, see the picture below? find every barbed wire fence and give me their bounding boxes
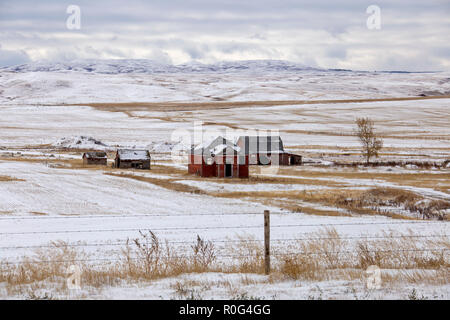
[0,211,448,272]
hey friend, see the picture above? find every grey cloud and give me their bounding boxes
[0,45,30,66]
[0,0,449,70]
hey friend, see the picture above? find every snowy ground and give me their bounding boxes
[3,272,447,300]
[85,273,450,300]
[0,99,449,152]
[0,65,448,299]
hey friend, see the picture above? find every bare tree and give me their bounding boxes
[355,117,383,164]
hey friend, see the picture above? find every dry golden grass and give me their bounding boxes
[19,143,54,150]
[201,174,347,188]
[284,129,450,141]
[0,175,24,182]
[275,228,449,283]
[279,166,449,181]
[0,156,79,166]
[294,150,446,160]
[260,198,354,217]
[0,156,187,176]
[202,121,242,130]
[289,145,450,156]
[149,164,187,176]
[305,187,449,220]
[30,211,48,216]
[1,155,447,220]
[97,166,448,220]
[68,162,114,170]
[105,172,206,194]
[121,110,189,123]
[1,229,447,298]
[61,94,450,112]
[207,187,449,220]
[276,167,450,192]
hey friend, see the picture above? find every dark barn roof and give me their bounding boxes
[237,136,284,154]
[83,152,107,159]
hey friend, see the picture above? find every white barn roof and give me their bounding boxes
[192,136,238,155]
[117,149,150,160]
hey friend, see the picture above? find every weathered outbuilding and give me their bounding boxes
[82,152,107,165]
[236,136,302,166]
[114,149,151,169]
[188,136,249,178]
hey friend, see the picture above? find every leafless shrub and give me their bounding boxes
[122,230,181,279]
[354,117,383,164]
[133,231,161,277]
[191,235,216,271]
[406,200,450,220]
[120,231,218,279]
[443,160,450,168]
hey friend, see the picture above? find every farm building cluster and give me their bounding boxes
[188,135,302,178]
[82,136,301,178]
[82,149,151,169]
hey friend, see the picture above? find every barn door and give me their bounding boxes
[225,164,232,177]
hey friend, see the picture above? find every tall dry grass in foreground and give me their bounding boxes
[0,229,448,298]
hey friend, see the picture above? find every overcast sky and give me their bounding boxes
[0,0,449,70]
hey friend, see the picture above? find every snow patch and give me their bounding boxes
[53,136,111,150]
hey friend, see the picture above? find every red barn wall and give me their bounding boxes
[188,153,249,178]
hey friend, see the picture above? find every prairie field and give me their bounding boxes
[0,69,449,299]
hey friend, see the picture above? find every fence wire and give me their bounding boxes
[0,212,448,267]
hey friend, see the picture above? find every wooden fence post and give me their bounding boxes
[264,210,270,275]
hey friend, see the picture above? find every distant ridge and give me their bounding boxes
[1,59,326,74]
[1,59,437,74]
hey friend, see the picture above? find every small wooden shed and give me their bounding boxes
[114,149,151,169]
[82,152,107,165]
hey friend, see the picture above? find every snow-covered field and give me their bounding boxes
[0,60,448,299]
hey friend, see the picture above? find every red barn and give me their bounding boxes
[188,136,249,178]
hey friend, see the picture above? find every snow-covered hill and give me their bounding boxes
[1,59,322,74]
[0,59,449,105]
